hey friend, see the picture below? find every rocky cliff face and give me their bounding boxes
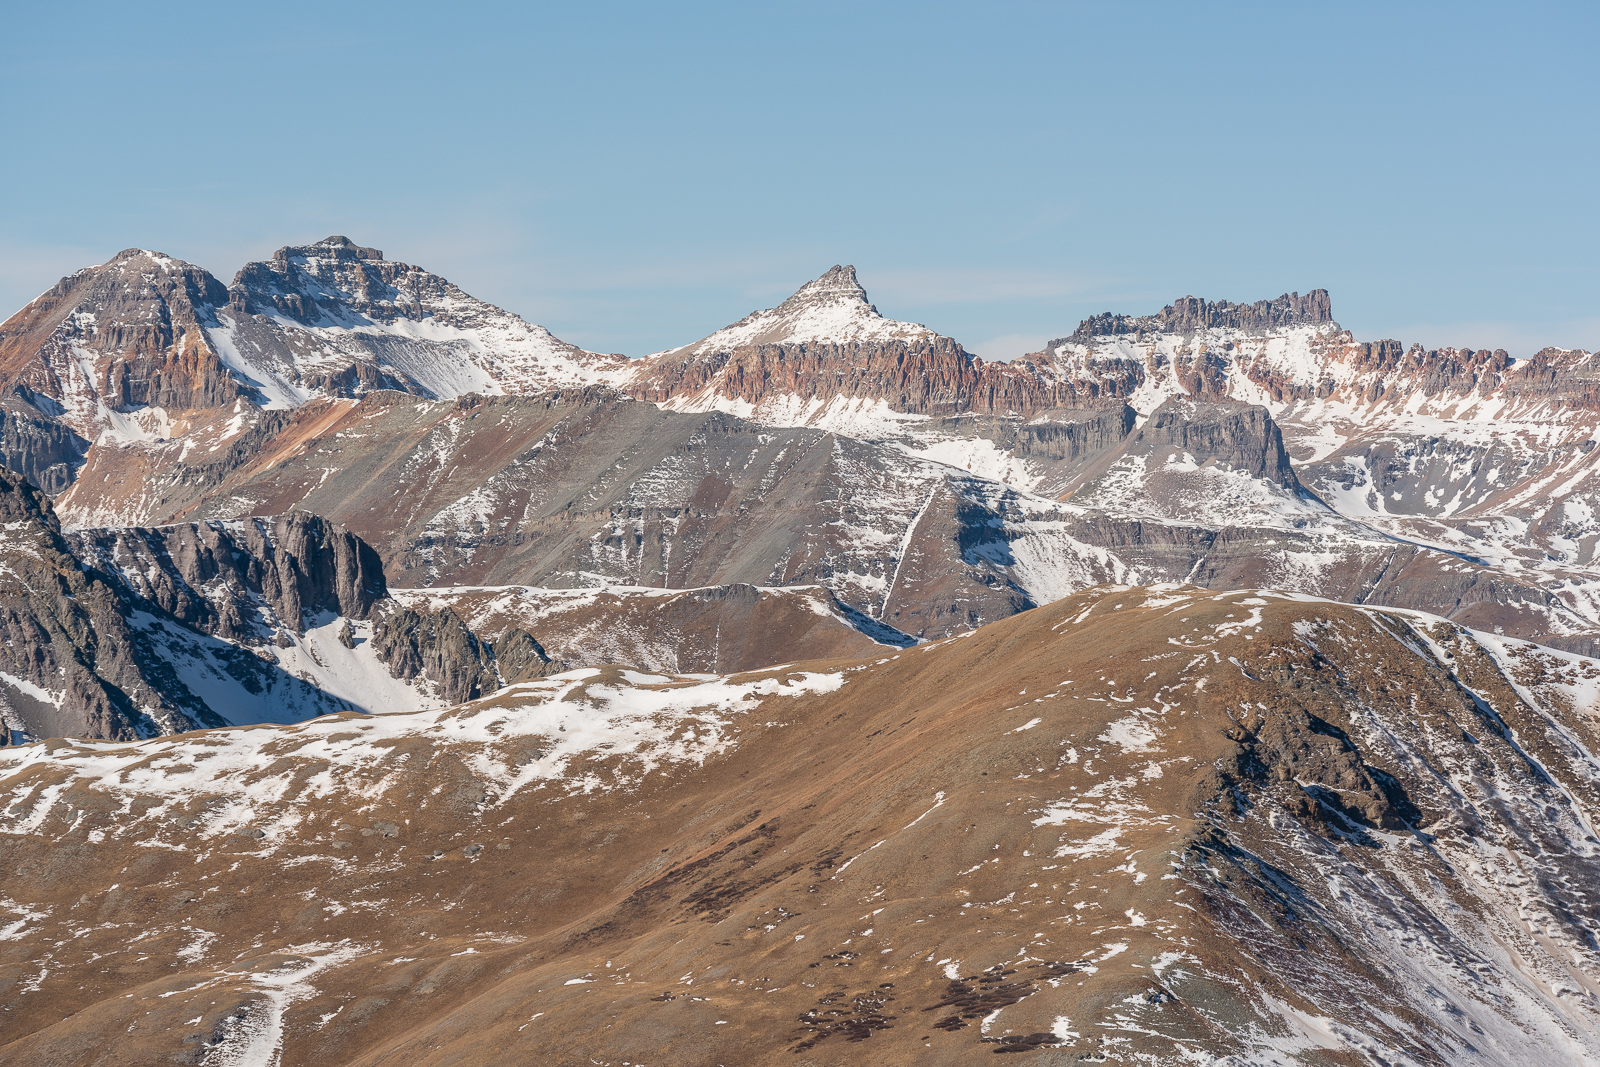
[0,396,88,493]
[0,249,244,441]
[0,466,513,741]
[0,467,220,741]
[66,512,388,644]
[369,605,551,705]
[1064,288,1333,342]
[1091,396,1301,491]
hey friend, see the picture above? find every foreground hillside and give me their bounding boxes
[3,586,1598,1064]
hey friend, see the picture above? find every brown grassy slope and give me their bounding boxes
[2,587,1599,1064]
[391,583,907,673]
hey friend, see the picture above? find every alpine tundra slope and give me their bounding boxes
[2,588,1599,1063]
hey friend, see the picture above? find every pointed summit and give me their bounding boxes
[779,264,869,309]
[654,264,941,361]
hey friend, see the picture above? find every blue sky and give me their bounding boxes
[2,1,1595,359]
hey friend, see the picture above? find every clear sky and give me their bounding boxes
[2,1,1595,359]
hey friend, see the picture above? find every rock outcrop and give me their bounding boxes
[1064,288,1334,343]
[370,605,550,704]
[0,468,219,741]
[67,512,388,644]
[0,468,483,741]
[0,395,89,492]
[1134,397,1301,488]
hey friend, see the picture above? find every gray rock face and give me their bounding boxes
[67,513,388,644]
[0,468,214,741]
[369,606,549,704]
[1066,397,1302,501]
[492,630,558,684]
[909,404,1138,495]
[1064,289,1333,343]
[1004,404,1138,465]
[0,469,430,741]
[0,396,89,492]
[1134,397,1300,488]
[229,237,390,326]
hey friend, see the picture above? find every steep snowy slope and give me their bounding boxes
[4,587,1600,1063]
[212,236,629,404]
[0,239,625,479]
[648,264,940,358]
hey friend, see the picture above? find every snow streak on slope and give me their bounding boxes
[6,587,1600,1063]
[125,610,442,727]
[0,664,846,842]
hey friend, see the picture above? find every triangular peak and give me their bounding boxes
[779,264,871,308]
[653,263,941,360]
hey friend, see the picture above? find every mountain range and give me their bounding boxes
[1,237,1598,1063]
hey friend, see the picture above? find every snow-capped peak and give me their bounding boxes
[655,264,942,360]
[208,237,629,406]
